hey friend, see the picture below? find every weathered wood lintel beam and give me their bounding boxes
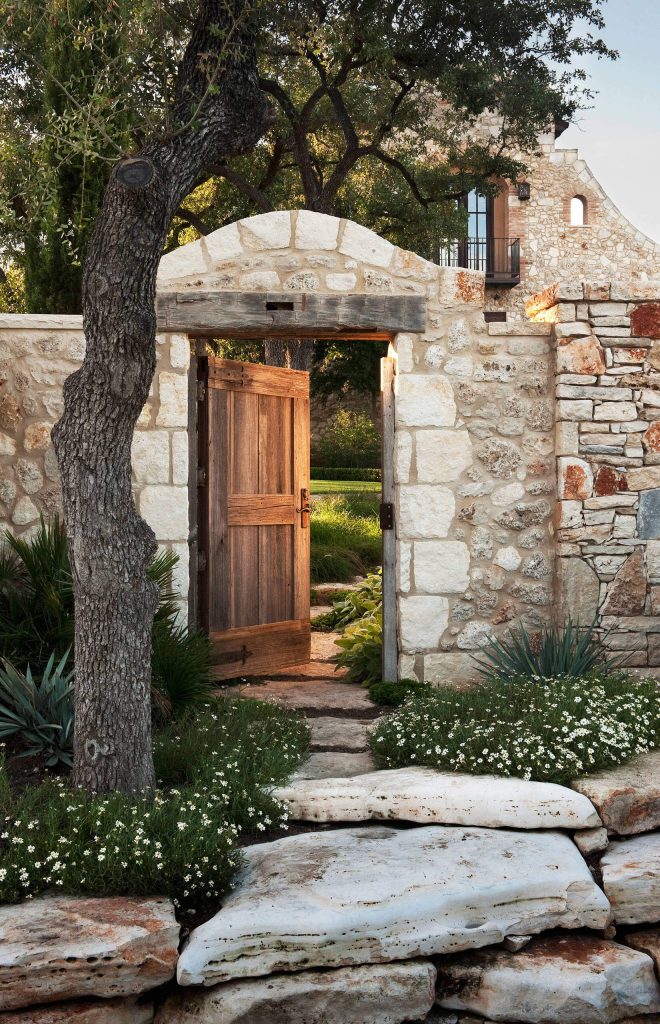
[156,290,426,337]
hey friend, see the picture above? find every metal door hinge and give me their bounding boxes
[197,552,207,572]
[197,466,206,486]
[379,502,394,531]
[197,380,207,401]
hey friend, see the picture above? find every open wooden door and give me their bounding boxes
[198,356,311,679]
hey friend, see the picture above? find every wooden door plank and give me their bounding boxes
[206,384,230,632]
[292,394,311,625]
[259,394,293,493]
[227,495,295,525]
[230,391,259,493]
[208,358,309,398]
[157,291,427,336]
[210,618,311,680]
[229,525,260,628]
[381,357,397,681]
[259,524,293,625]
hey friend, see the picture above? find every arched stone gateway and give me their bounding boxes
[1,210,660,679]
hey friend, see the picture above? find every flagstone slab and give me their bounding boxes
[571,751,660,835]
[308,717,371,751]
[156,960,436,1023]
[0,896,179,1011]
[436,934,660,1024]
[601,833,660,925]
[177,825,610,986]
[0,997,154,1023]
[273,767,601,829]
[236,680,372,712]
[289,751,376,780]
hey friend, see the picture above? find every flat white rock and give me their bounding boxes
[178,825,610,986]
[436,934,660,1024]
[156,960,436,1024]
[601,833,660,925]
[571,751,660,835]
[272,767,601,829]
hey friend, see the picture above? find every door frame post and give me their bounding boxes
[381,356,397,681]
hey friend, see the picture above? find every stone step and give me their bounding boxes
[156,960,436,1024]
[177,825,610,986]
[291,751,375,779]
[436,934,660,1024]
[308,717,372,752]
[272,766,601,829]
[0,997,155,1023]
[239,680,374,713]
[0,896,179,1012]
[570,750,660,835]
[601,833,660,926]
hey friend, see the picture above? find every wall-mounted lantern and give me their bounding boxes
[517,182,531,201]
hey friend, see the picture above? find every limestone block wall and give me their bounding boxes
[541,283,660,668]
[394,315,556,685]
[0,316,191,613]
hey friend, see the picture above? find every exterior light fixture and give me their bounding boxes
[517,182,531,201]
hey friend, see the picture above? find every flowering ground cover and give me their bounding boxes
[0,699,309,920]
[369,673,660,785]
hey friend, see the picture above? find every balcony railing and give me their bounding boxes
[436,237,520,284]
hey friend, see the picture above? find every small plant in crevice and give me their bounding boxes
[368,678,431,707]
[314,570,382,632]
[335,609,383,685]
[472,617,626,681]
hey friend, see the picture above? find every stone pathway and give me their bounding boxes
[217,628,379,776]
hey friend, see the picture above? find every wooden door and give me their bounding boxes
[198,357,311,679]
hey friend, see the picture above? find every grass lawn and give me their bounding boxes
[311,491,382,583]
[311,479,381,494]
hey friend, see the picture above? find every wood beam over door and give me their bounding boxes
[157,290,426,337]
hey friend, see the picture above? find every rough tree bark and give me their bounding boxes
[51,0,272,794]
[264,337,315,370]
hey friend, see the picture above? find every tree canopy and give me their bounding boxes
[0,0,614,311]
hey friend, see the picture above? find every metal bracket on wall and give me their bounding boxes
[379,502,394,531]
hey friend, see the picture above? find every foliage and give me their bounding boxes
[370,673,660,785]
[473,618,625,681]
[313,410,380,469]
[0,265,26,313]
[0,518,211,714]
[312,339,387,405]
[311,467,381,482]
[311,493,381,583]
[368,678,431,707]
[335,609,382,684]
[314,570,382,631]
[0,701,309,914]
[0,650,74,767]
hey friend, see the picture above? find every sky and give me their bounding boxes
[556,0,660,244]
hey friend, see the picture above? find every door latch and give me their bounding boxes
[296,487,311,529]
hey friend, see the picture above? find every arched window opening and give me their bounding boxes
[570,195,587,226]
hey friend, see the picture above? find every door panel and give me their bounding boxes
[199,357,311,678]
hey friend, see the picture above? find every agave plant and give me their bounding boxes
[472,617,627,681]
[0,650,74,767]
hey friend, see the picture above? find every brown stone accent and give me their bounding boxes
[454,270,484,304]
[0,394,20,431]
[626,928,660,973]
[559,460,592,500]
[557,336,606,375]
[594,466,628,497]
[643,421,660,452]
[601,550,647,616]
[631,302,660,339]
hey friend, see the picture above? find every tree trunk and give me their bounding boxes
[264,338,315,370]
[51,0,272,794]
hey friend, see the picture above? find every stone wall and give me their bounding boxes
[395,314,556,685]
[538,282,660,670]
[0,316,191,614]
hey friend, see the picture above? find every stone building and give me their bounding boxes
[0,132,659,680]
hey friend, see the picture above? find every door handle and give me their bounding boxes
[296,487,311,528]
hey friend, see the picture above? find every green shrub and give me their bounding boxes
[314,570,382,631]
[474,618,625,681]
[370,672,660,784]
[0,650,74,767]
[0,520,212,716]
[368,678,431,706]
[311,493,381,583]
[0,701,309,915]
[311,467,382,482]
[335,609,382,684]
[313,410,380,468]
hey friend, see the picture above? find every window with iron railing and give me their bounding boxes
[435,190,521,284]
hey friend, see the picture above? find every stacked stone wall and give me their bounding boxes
[0,316,191,614]
[540,282,660,668]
